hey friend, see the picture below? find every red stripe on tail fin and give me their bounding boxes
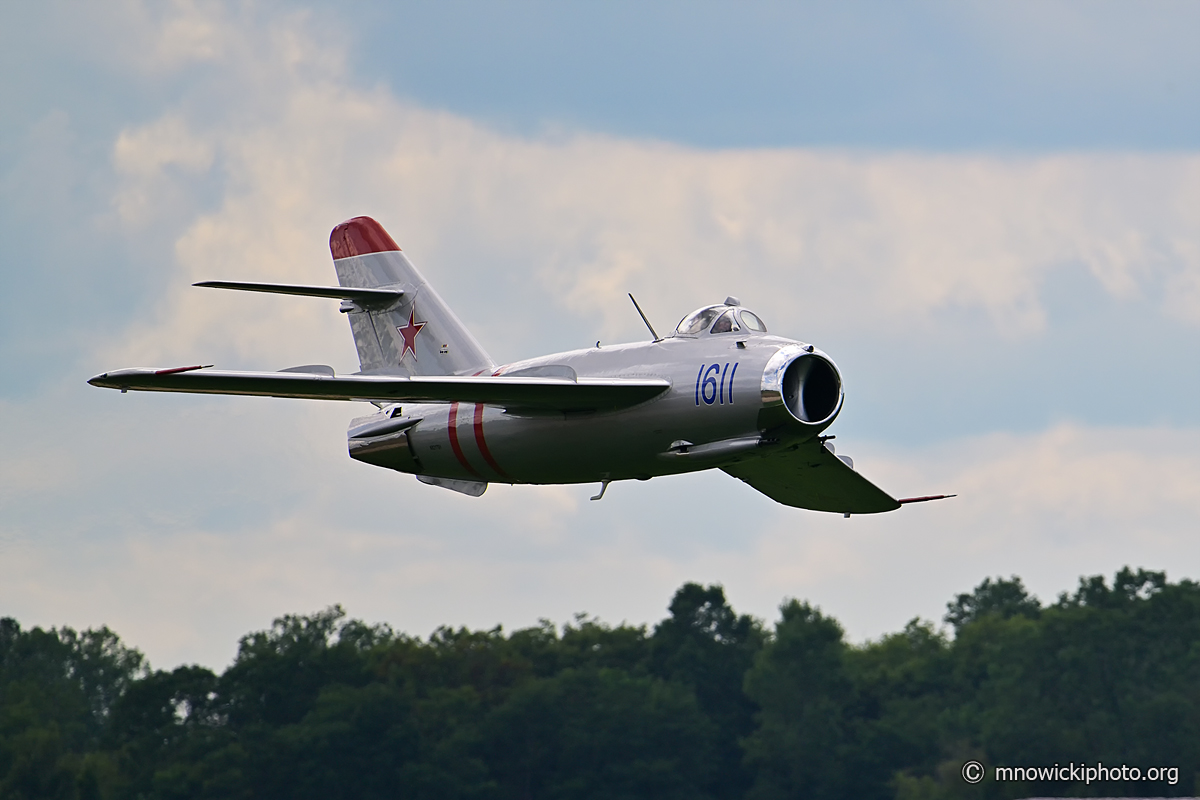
[329,216,401,260]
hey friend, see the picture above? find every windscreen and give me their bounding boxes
[738,310,767,332]
[675,306,725,335]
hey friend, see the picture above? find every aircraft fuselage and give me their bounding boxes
[348,333,838,486]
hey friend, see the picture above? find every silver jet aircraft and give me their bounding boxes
[90,216,951,515]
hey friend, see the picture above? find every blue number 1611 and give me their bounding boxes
[695,362,738,406]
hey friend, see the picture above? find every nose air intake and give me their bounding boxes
[760,345,844,430]
[783,355,841,423]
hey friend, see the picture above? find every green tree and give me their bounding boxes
[479,667,716,800]
[105,664,226,798]
[742,600,864,800]
[955,569,1200,797]
[847,620,956,797]
[220,605,389,727]
[944,576,1041,631]
[7,571,1199,799]
[650,583,764,799]
[0,617,143,800]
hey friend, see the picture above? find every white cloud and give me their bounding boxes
[113,115,216,225]
[97,13,1200,374]
[4,1,1200,670]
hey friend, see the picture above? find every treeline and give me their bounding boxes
[2,568,1198,799]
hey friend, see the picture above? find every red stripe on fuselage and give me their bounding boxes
[472,403,510,481]
[446,402,481,478]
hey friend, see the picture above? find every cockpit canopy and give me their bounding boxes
[674,297,767,337]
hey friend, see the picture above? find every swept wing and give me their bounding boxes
[87,367,669,413]
[723,440,901,514]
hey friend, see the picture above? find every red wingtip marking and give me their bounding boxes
[897,494,957,505]
[329,216,402,260]
[154,365,209,375]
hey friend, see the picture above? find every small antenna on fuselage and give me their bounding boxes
[628,293,662,343]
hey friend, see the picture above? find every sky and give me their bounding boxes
[2,0,1199,671]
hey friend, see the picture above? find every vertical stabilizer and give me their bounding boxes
[330,217,494,377]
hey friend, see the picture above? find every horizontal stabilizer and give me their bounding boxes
[723,440,900,514]
[88,367,669,413]
[194,281,403,306]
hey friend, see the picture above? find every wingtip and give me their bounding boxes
[153,365,210,375]
[897,494,957,505]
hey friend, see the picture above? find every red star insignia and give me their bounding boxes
[396,308,427,361]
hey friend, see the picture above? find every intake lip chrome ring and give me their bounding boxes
[761,344,844,426]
